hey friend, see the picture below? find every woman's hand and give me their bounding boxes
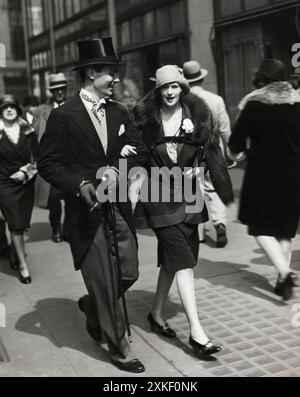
[184,167,203,180]
[121,145,137,157]
[227,148,246,162]
[10,171,27,184]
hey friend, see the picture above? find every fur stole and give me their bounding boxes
[133,91,217,149]
[133,91,234,205]
[239,82,300,111]
[0,117,34,136]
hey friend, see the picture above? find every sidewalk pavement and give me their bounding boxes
[0,167,300,377]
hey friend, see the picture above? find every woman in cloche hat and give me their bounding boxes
[132,65,233,359]
[229,58,300,301]
[0,95,38,284]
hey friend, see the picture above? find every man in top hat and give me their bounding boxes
[38,38,148,373]
[33,73,68,243]
[183,60,232,247]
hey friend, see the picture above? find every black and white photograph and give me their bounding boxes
[0,0,300,381]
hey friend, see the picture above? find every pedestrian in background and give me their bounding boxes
[0,95,38,284]
[229,59,300,301]
[23,95,39,126]
[183,60,232,247]
[133,65,233,358]
[33,73,68,243]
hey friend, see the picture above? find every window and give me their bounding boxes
[73,0,81,14]
[120,21,130,46]
[143,11,155,39]
[28,0,44,36]
[65,0,74,19]
[8,0,25,59]
[54,0,66,24]
[171,1,185,33]
[244,0,270,11]
[215,0,242,18]
[42,0,49,29]
[131,16,143,43]
[156,6,171,36]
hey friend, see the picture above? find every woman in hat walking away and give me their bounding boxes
[133,65,233,358]
[0,95,38,284]
[229,59,300,301]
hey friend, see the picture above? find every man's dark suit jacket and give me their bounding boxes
[38,94,149,270]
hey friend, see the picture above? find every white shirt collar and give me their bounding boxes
[53,101,64,109]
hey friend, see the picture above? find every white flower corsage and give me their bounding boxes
[182,118,194,134]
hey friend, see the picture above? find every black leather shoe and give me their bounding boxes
[18,271,32,284]
[52,230,62,243]
[78,298,103,342]
[274,273,294,301]
[148,313,176,338]
[189,336,222,358]
[216,224,228,248]
[275,272,298,295]
[111,358,145,373]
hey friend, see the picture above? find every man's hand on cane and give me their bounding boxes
[79,181,97,208]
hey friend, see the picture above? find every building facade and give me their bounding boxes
[23,0,300,118]
[25,0,194,100]
[0,0,27,99]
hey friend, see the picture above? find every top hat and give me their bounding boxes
[0,94,22,117]
[259,59,285,82]
[155,65,190,96]
[183,60,208,83]
[73,38,124,70]
[48,73,68,90]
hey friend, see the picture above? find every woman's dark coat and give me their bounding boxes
[133,91,234,229]
[229,82,300,238]
[0,118,38,231]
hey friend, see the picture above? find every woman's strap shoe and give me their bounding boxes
[274,273,294,301]
[148,313,176,338]
[18,272,31,284]
[189,336,222,358]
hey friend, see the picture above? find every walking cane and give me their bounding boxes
[108,200,133,343]
[91,176,133,343]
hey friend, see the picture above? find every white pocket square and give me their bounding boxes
[118,124,125,136]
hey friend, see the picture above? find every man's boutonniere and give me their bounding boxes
[182,118,194,134]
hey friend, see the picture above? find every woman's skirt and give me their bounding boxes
[0,178,34,232]
[153,223,199,274]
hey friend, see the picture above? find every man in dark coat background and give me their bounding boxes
[38,38,149,373]
[33,73,68,243]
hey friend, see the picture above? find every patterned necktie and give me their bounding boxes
[80,92,106,126]
[80,91,108,152]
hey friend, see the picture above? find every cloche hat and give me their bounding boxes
[155,65,190,96]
